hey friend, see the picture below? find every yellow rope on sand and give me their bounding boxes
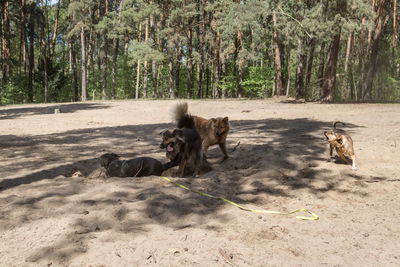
[161,176,319,220]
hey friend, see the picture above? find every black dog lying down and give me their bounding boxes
[100,153,168,177]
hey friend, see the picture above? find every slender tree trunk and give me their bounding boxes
[206,66,210,98]
[150,10,157,98]
[272,12,282,96]
[81,26,87,101]
[135,23,142,99]
[135,60,141,99]
[186,17,193,98]
[168,47,175,99]
[214,30,220,98]
[2,0,11,83]
[19,0,27,74]
[286,50,291,97]
[344,31,353,73]
[392,0,398,51]
[112,38,119,99]
[41,0,48,103]
[175,40,182,96]
[143,17,149,98]
[305,39,315,92]
[71,38,78,101]
[236,28,243,98]
[363,0,388,100]
[295,38,307,99]
[28,9,35,103]
[321,29,341,102]
[50,0,60,59]
[102,0,109,100]
[358,18,366,100]
[317,42,326,91]
[197,5,206,98]
[221,56,227,98]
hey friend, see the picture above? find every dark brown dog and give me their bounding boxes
[173,102,230,160]
[100,153,166,177]
[324,121,356,170]
[160,114,203,177]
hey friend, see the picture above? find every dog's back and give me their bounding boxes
[123,157,164,177]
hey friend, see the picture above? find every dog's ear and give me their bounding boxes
[223,116,229,123]
[173,129,185,142]
[211,118,217,123]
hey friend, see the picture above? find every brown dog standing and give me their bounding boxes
[173,102,230,160]
[324,121,356,170]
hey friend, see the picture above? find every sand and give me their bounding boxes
[0,99,399,266]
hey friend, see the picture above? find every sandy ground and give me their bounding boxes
[0,99,399,266]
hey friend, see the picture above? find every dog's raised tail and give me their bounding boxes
[333,121,344,130]
[173,102,188,122]
[178,114,195,129]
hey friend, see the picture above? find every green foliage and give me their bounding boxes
[0,0,399,104]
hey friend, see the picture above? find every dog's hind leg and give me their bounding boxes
[351,154,356,170]
[193,149,203,177]
[336,149,349,164]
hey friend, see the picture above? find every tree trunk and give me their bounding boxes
[186,17,193,98]
[102,0,109,100]
[295,38,307,99]
[237,28,243,98]
[305,39,315,92]
[197,5,206,98]
[272,12,282,96]
[317,42,326,91]
[19,0,27,74]
[393,0,397,55]
[28,8,35,103]
[344,31,353,73]
[363,0,388,100]
[321,30,341,102]
[175,40,182,96]
[143,17,149,98]
[41,0,48,103]
[50,0,60,59]
[71,38,79,101]
[2,0,11,83]
[168,47,175,99]
[81,26,87,101]
[286,50,291,97]
[135,23,142,99]
[150,10,157,98]
[214,30,220,98]
[111,38,119,99]
[357,18,366,100]
[135,60,141,99]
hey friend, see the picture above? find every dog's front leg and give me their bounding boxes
[329,144,334,158]
[178,160,187,178]
[219,142,229,160]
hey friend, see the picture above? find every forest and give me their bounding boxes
[0,0,399,104]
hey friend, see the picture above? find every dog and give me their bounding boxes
[173,102,230,160]
[99,153,166,177]
[160,114,203,177]
[324,121,356,170]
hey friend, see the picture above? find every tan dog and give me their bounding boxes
[173,102,230,160]
[324,121,356,170]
